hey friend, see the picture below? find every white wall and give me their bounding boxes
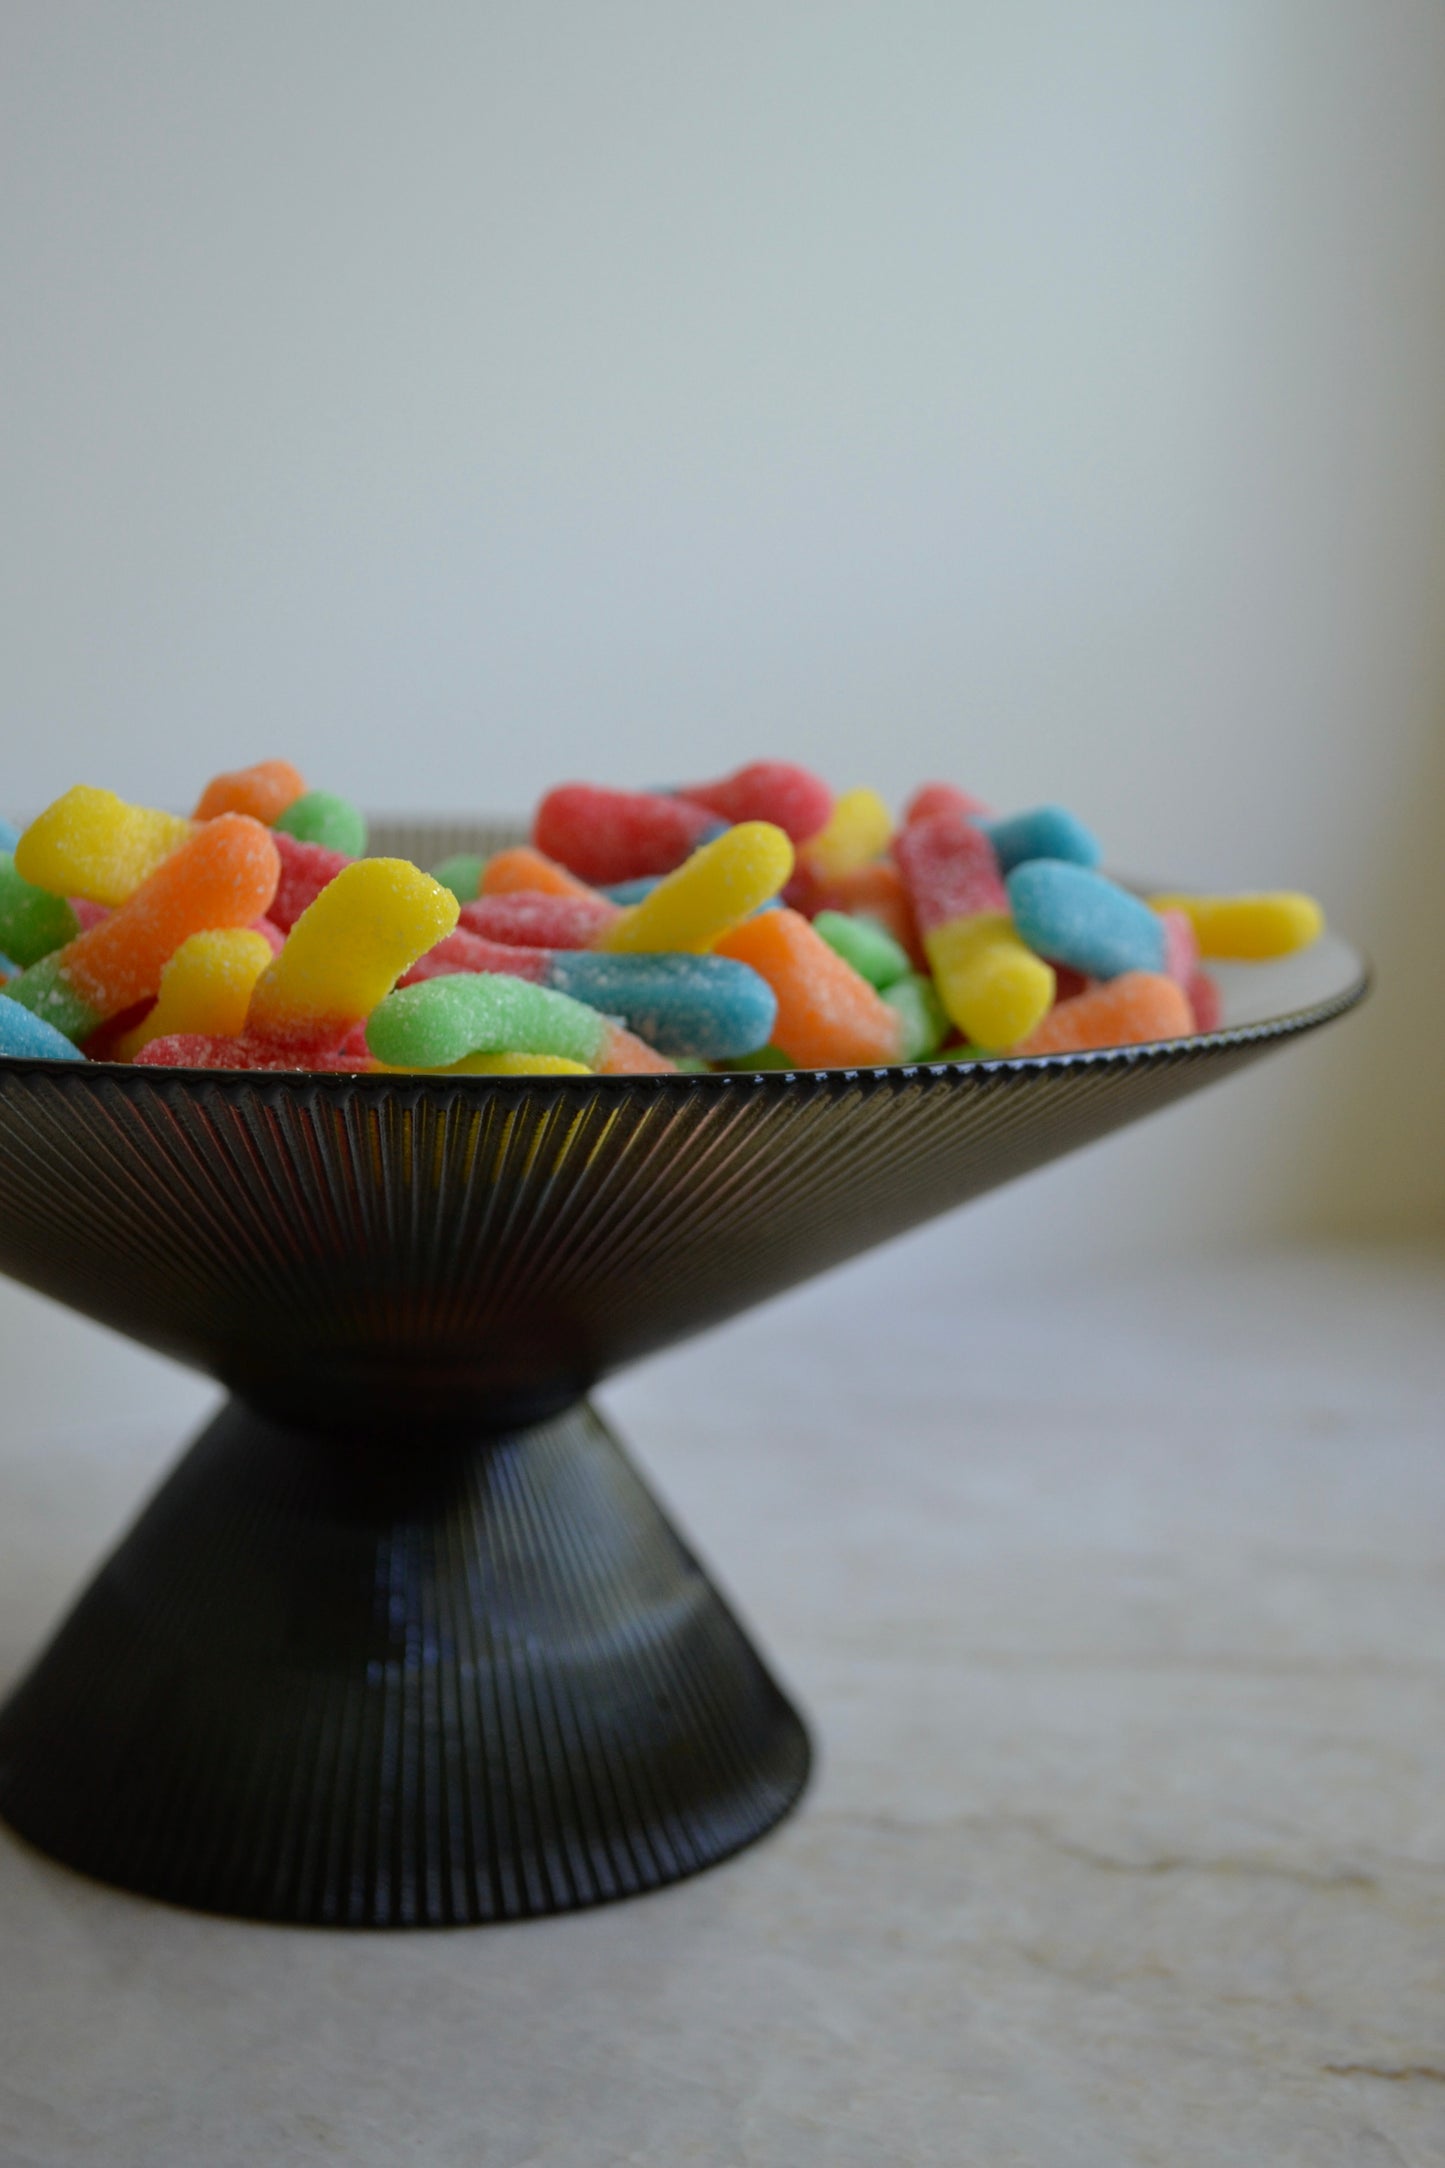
[1,0,1442,1408]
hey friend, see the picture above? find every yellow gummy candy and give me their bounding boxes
[117,928,275,1060]
[924,911,1055,1048]
[600,821,794,954]
[247,859,458,1042]
[445,1051,593,1076]
[1149,891,1324,960]
[802,787,894,881]
[16,786,194,907]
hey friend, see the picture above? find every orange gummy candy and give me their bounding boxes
[193,760,308,825]
[716,908,903,1068]
[1011,971,1194,1056]
[481,846,599,902]
[64,814,282,1017]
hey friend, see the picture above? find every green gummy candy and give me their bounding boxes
[367,973,609,1070]
[812,909,911,990]
[430,853,488,904]
[882,972,949,1061]
[274,790,368,857]
[2,951,99,1042]
[0,854,80,969]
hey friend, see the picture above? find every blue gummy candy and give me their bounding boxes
[1007,861,1166,979]
[0,818,19,853]
[602,875,663,905]
[982,805,1101,873]
[547,952,778,1061]
[0,992,87,1061]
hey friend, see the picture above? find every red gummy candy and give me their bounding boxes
[534,785,716,885]
[270,830,351,933]
[676,761,833,844]
[459,893,616,950]
[400,928,551,988]
[135,1032,371,1072]
[903,782,991,826]
[251,916,287,955]
[893,811,1007,931]
[68,897,110,933]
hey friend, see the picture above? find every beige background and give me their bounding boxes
[1,1,1441,1392]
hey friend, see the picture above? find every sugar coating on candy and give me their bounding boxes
[15,788,194,908]
[136,1031,373,1072]
[430,853,488,903]
[401,927,552,987]
[716,909,903,1068]
[274,789,368,858]
[801,788,894,883]
[249,859,458,1048]
[193,760,307,825]
[811,910,911,991]
[118,928,276,1060]
[903,782,991,826]
[481,846,599,902]
[367,973,610,1071]
[923,912,1056,1049]
[0,853,81,967]
[0,992,86,1061]
[460,892,618,950]
[600,822,794,956]
[1007,862,1167,982]
[534,785,718,886]
[676,761,834,844]
[894,811,1008,930]
[5,813,280,1037]
[982,806,1102,874]
[882,971,950,1061]
[547,951,778,1060]
[1148,891,1324,961]
[270,830,353,932]
[593,1025,677,1074]
[1011,971,1193,1055]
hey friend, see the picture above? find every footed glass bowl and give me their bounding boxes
[0,819,1366,1925]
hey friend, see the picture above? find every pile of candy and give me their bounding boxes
[0,760,1325,1077]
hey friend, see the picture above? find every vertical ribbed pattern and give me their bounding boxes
[0,1400,809,1924]
[0,988,1363,1433]
[0,819,1366,1924]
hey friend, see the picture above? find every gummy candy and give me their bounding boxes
[1006,862,1167,980]
[248,859,457,1050]
[16,787,193,907]
[599,822,794,955]
[534,785,719,885]
[274,790,368,857]
[714,909,903,1068]
[1147,891,1324,960]
[5,815,280,1043]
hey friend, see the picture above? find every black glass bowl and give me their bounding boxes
[0,819,1367,1924]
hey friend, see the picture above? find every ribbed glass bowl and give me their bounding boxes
[0,818,1367,1926]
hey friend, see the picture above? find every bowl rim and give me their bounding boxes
[0,945,1370,1097]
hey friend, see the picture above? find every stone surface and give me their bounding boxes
[2,1234,1444,2166]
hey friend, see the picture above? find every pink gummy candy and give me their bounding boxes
[1187,969,1223,1032]
[1159,907,1200,987]
[534,785,716,885]
[676,761,833,844]
[459,893,617,950]
[270,830,352,933]
[893,810,1007,931]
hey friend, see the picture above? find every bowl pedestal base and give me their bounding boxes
[0,1397,810,1925]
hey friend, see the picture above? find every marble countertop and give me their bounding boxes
[2,1234,1443,2167]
